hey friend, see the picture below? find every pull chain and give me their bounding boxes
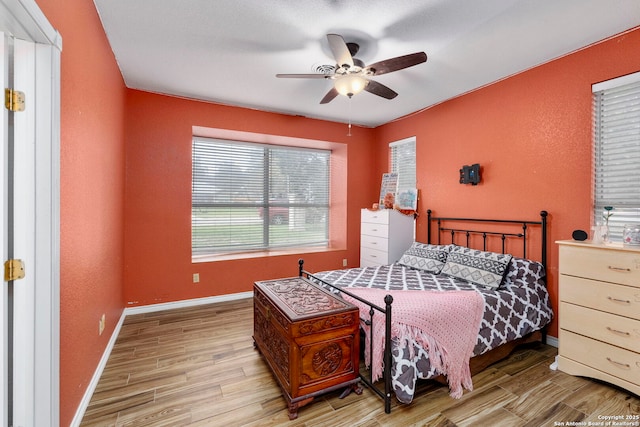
[347,95,352,136]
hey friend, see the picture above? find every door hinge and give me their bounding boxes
[4,88,26,112]
[4,259,25,281]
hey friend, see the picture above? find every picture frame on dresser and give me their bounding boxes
[396,188,418,210]
[378,173,398,206]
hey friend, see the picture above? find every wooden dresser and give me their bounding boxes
[253,277,361,419]
[360,208,414,267]
[557,240,640,395]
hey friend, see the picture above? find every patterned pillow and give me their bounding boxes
[397,242,451,274]
[501,256,546,290]
[441,246,512,289]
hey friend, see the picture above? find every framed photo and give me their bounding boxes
[379,173,398,205]
[396,188,418,210]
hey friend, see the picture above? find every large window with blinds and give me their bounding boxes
[592,71,640,240]
[192,137,330,256]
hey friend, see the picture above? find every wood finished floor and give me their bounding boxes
[80,298,640,426]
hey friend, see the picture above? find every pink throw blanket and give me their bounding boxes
[343,288,484,398]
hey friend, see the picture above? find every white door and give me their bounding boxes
[12,34,38,427]
[1,1,61,425]
[1,31,38,427]
[0,29,8,427]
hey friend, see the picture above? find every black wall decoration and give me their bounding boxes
[459,164,481,185]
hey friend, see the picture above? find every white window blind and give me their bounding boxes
[192,137,330,255]
[390,137,416,191]
[593,72,640,240]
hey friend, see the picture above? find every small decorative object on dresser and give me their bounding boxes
[571,229,588,241]
[623,223,640,246]
[253,277,362,420]
[556,240,640,396]
[360,208,414,267]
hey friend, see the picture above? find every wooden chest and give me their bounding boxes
[253,277,361,419]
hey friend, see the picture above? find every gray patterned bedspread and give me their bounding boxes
[310,256,553,403]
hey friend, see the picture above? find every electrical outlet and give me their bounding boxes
[99,314,105,335]
[343,258,348,267]
[193,273,200,283]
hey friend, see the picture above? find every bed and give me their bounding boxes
[298,210,553,413]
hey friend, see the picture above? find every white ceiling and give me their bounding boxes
[94,0,640,128]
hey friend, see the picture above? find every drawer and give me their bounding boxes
[361,247,389,267]
[361,221,389,238]
[559,329,640,386]
[559,244,640,287]
[361,208,389,225]
[361,233,388,251]
[559,275,640,321]
[560,302,640,353]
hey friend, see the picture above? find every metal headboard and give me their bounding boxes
[427,210,548,270]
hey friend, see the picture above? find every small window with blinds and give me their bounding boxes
[192,137,330,256]
[592,71,640,240]
[390,137,416,191]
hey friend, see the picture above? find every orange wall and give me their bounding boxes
[35,0,127,425]
[123,91,377,306]
[375,27,640,339]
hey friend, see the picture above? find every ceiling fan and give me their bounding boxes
[276,34,428,104]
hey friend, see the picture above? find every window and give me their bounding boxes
[593,71,640,240]
[390,137,416,190]
[192,137,330,256]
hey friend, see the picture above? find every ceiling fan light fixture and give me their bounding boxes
[334,74,367,97]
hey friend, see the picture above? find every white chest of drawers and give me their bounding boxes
[360,209,414,267]
[556,240,640,395]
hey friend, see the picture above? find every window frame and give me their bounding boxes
[191,132,336,259]
[389,136,417,191]
[592,71,640,240]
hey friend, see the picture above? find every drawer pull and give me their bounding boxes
[371,228,378,232]
[607,296,631,304]
[607,265,631,272]
[606,326,630,336]
[606,357,631,370]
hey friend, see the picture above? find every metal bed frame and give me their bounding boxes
[298,209,549,414]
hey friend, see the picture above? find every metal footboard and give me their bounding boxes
[298,259,394,414]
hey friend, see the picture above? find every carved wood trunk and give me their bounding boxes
[253,277,361,419]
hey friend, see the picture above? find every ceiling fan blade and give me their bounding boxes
[320,87,339,104]
[276,73,332,79]
[366,52,427,76]
[327,34,354,68]
[364,79,398,100]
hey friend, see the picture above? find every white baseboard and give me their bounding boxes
[123,291,253,315]
[546,335,558,348]
[70,291,252,426]
[69,310,126,427]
